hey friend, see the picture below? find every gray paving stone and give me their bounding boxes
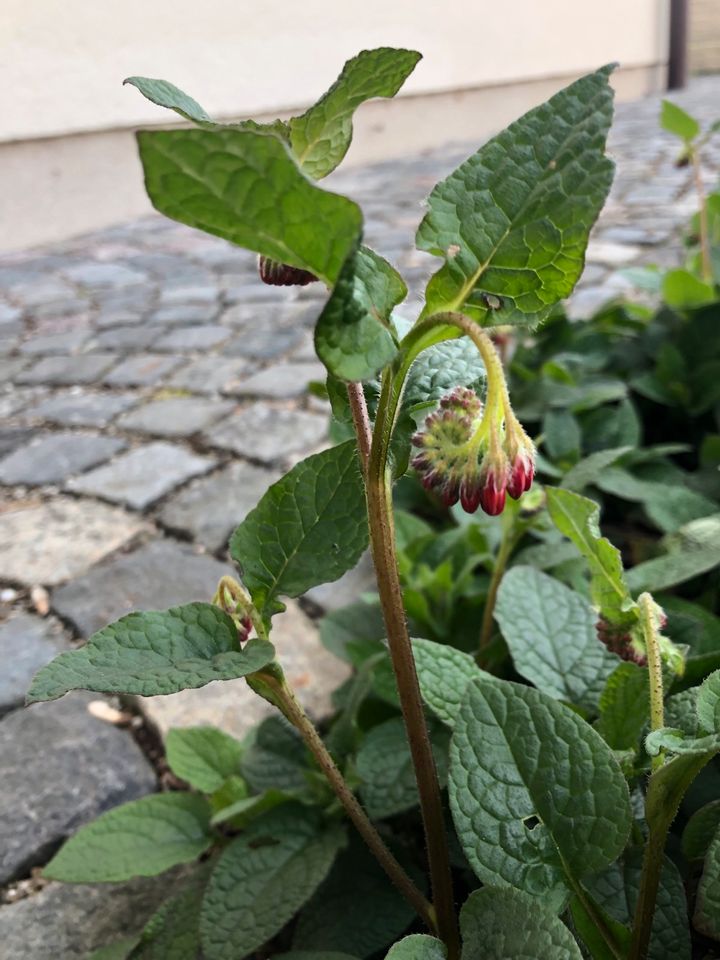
[19,331,90,356]
[167,356,254,395]
[208,402,327,463]
[0,497,148,586]
[9,277,76,307]
[0,432,126,486]
[117,396,235,437]
[62,261,147,288]
[0,693,155,884]
[104,353,185,387]
[0,302,21,325]
[139,599,349,739]
[566,285,619,321]
[0,427,36,457]
[585,239,642,266]
[225,361,325,399]
[224,325,305,360]
[16,354,117,386]
[90,324,163,351]
[152,323,232,353]
[52,538,233,637]
[0,613,69,715]
[0,387,48,419]
[159,460,281,552]
[148,303,218,327]
[0,357,29,382]
[30,391,139,427]
[220,300,318,329]
[67,441,216,509]
[159,284,218,305]
[0,872,181,960]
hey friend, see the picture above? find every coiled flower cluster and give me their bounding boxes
[410,384,535,516]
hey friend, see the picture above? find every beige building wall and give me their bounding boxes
[690,0,720,73]
[1,0,670,252]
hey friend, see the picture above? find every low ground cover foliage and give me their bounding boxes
[26,49,720,959]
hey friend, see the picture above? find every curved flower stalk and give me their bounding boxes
[410,347,535,516]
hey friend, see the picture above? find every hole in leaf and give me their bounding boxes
[522,814,541,832]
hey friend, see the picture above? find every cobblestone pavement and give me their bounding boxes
[1,76,719,954]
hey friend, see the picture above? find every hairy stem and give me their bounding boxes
[640,593,665,772]
[346,381,372,475]
[691,146,713,283]
[364,460,459,958]
[249,669,435,930]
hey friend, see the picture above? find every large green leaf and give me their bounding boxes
[385,936,446,960]
[560,447,633,493]
[698,669,720,733]
[683,800,720,860]
[595,662,650,751]
[494,566,619,711]
[289,48,421,179]
[449,678,631,898]
[626,514,720,593]
[694,824,720,940]
[137,127,361,285]
[459,887,583,959]
[416,66,615,326]
[240,716,309,793]
[412,637,492,728]
[356,716,449,819]
[315,245,403,381]
[402,335,487,410]
[230,441,368,617]
[546,488,638,628]
[292,838,415,957]
[165,726,244,793]
[27,605,275,702]
[594,467,717,534]
[131,867,211,959]
[199,805,345,960]
[44,794,212,883]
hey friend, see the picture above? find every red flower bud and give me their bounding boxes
[596,618,647,666]
[258,255,318,287]
[507,453,535,500]
[479,469,507,516]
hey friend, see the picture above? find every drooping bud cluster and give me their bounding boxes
[410,385,535,516]
[213,576,255,645]
[258,255,318,287]
[596,618,647,666]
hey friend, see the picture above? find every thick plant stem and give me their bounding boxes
[346,381,372,475]
[250,669,435,931]
[365,450,460,959]
[628,826,666,960]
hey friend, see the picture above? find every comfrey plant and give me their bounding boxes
[27,50,720,960]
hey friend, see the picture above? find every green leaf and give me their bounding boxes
[417,66,615,326]
[694,824,720,940]
[210,787,289,829]
[356,716,449,819]
[137,127,362,285]
[385,935,446,960]
[560,446,634,492]
[662,269,716,309]
[289,48,421,179]
[199,805,345,960]
[132,868,210,959]
[645,727,720,757]
[449,678,631,898]
[495,566,619,711]
[596,468,718,534]
[596,662,650,751]
[543,409,582,461]
[402,335,487,410]
[124,77,211,122]
[697,669,720,733]
[660,99,700,142]
[315,245,403,381]
[240,716,309,793]
[278,954,359,960]
[293,838,416,957]
[460,887,584,959]
[546,488,638,628]
[165,726,243,793]
[626,514,720,593]
[230,441,368,617]
[27,604,275,702]
[44,794,212,883]
[682,800,720,860]
[412,637,492,727]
